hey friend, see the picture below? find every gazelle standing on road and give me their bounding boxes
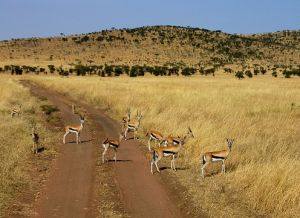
[63,113,85,144]
[150,130,193,174]
[124,111,142,140]
[31,125,39,154]
[11,104,22,118]
[121,109,131,134]
[200,138,234,177]
[146,130,165,151]
[163,127,194,146]
[102,134,124,163]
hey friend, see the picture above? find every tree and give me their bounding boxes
[245,70,253,78]
[235,71,244,79]
[181,67,196,76]
[48,65,55,73]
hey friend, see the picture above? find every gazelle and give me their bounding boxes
[121,109,131,134]
[163,127,194,146]
[102,134,124,163]
[150,132,193,174]
[200,139,234,177]
[11,104,22,118]
[31,126,39,154]
[124,111,142,140]
[63,113,85,144]
[146,130,165,151]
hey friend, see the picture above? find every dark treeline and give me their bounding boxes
[1,63,299,79]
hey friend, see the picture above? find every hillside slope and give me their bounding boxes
[1,26,300,69]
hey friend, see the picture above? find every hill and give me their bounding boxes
[0,26,300,75]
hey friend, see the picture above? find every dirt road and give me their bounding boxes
[23,81,183,218]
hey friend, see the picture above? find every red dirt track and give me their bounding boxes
[23,81,182,218]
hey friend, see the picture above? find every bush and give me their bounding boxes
[235,71,244,79]
[245,70,253,78]
[130,65,145,77]
[80,35,90,42]
[40,104,59,115]
[104,65,114,77]
[48,65,55,73]
[272,71,278,77]
[181,67,196,76]
[74,64,90,76]
[114,66,123,76]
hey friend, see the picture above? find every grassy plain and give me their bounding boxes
[0,75,58,217]
[29,74,300,217]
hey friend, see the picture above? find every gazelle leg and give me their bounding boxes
[172,156,176,171]
[63,131,69,144]
[114,149,117,162]
[35,142,38,154]
[201,163,208,178]
[102,147,108,163]
[222,160,225,174]
[124,128,128,140]
[155,155,161,173]
[155,161,160,173]
[148,138,152,151]
[76,132,79,144]
[151,160,155,174]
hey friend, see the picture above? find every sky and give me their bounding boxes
[0,0,299,40]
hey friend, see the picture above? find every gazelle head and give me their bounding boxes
[136,111,142,121]
[79,113,86,124]
[127,108,131,120]
[226,138,235,151]
[31,123,37,134]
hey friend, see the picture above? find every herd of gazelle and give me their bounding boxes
[13,104,235,177]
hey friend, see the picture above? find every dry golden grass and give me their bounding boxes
[0,75,57,217]
[29,74,300,217]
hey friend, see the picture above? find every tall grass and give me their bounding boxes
[0,76,57,217]
[30,75,300,217]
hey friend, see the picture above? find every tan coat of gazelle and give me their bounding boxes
[150,128,194,174]
[121,109,131,134]
[63,113,85,144]
[102,134,124,163]
[163,127,194,146]
[200,138,234,177]
[124,111,142,140]
[146,130,165,151]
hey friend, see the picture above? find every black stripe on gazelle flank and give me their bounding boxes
[110,142,119,148]
[211,155,225,160]
[172,139,180,144]
[163,150,176,155]
[69,127,79,132]
[150,133,156,138]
